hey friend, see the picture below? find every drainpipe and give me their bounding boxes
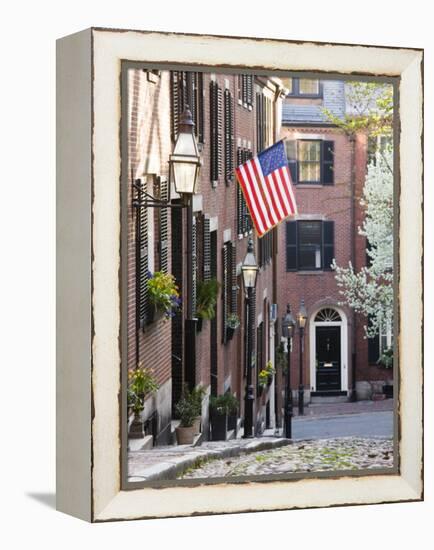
[349,133,357,402]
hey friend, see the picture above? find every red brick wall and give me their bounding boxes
[126,69,172,388]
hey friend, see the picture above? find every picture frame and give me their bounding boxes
[56,27,423,522]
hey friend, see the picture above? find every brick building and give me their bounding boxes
[126,68,286,446]
[278,77,393,403]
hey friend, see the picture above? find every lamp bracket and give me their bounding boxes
[132,178,184,209]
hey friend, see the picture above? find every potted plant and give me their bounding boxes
[225,393,239,432]
[147,271,181,323]
[209,394,229,441]
[190,385,206,434]
[174,392,197,445]
[226,313,240,341]
[196,278,220,331]
[128,364,159,439]
[377,347,394,398]
[258,360,275,391]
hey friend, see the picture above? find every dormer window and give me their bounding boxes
[286,78,322,98]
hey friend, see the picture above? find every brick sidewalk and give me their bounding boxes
[293,398,394,418]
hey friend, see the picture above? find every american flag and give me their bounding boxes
[235,140,297,237]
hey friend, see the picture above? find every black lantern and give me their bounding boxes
[169,107,201,205]
[241,238,259,290]
[282,304,296,339]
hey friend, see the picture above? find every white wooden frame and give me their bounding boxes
[56,28,423,522]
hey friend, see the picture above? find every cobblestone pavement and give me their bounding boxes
[180,437,393,479]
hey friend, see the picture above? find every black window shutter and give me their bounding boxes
[170,71,180,141]
[192,219,197,316]
[246,75,253,106]
[322,220,335,270]
[136,179,149,328]
[322,140,334,185]
[217,86,223,178]
[197,72,205,143]
[250,288,257,366]
[210,81,217,181]
[222,244,229,344]
[224,89,234,184]
[202,216,211,282]
[285,140,298,183]
[158,177,169,273]
[230,242,237,314]
[286,221,297,271]
[256,322,263,396]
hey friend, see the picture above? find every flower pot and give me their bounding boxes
[196,317,203,332]
[192,416,202,434]
[226,326,235,341]
[383,383,393,398]
[129,415,145,439]
[211,412,228,441]
[175,425,196,445]
[228,412,237,431]
[146,306,164,325]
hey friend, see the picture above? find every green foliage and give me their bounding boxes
[175,392,197,428]
[196,278,221,320]
[322,82,393,137]
[128,364,159,414]
[147,271,181,318]
[377,347,393,369]
[258,360,275,388]
[227,313,241,329]
[190,385,206,416]
[210,393,239,415]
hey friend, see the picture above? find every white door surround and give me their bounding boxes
[309,306,348,393]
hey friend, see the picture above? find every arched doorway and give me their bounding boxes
[309,307,348,394]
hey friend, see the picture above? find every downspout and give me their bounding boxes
[349,133,357,401]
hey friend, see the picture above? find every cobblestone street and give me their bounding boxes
[180,437,393,479]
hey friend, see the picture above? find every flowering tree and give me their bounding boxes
[332,148,393,338]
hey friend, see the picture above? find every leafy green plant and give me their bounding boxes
[196,278,220,320]
[258,360,276,387]
[377,347,393,369]
[210,393,238,415]
[147,271,181,318]
[227,313,240,329]
[175,393,197,428]
[128,364,159,414]
[190,385,206,416]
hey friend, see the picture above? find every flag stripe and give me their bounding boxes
[281,166,298,215]
[244,161,272,230]
[274,169,293,216]
[252,158,279,226]
[270,171,290,218]
[266,173,286,219]
[236,167,265,235]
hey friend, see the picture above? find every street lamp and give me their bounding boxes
[241,237,258,438]
[282,304,296,438]
[297,299,308,416]
[169,107,201,206]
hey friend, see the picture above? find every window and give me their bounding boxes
[236,147,253,235]
[237,74,253,108]
[285,139,334,185]
[367,134,393,166]
[210,80,223,183]
[286,220,334,271]
[170,71,204,143]
[256,90,273,153]
[222,241,237,344]
[287,78,321,97]
[368,315,393,364]
[259,230,273,267]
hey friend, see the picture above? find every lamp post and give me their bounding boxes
[241,237,258,438]
[282,304,295,438]
[297,299,308,416]
[169,107,201,390]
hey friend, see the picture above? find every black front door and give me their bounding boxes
[315,326,341,392]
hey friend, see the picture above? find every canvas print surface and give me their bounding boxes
[122,67,396,486]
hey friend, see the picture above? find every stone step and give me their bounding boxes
[310,395,349,404]
[128,435,154,451]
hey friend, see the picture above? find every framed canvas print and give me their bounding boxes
[56,28,423,522]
